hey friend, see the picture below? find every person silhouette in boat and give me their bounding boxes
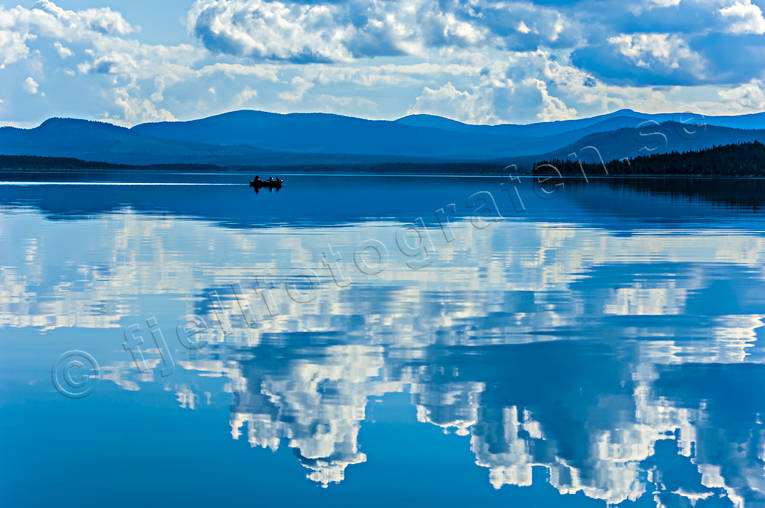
[250,176,262,192]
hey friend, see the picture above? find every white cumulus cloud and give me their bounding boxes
[719,0,765,34]
[0,29,31,68]
[408,82,486,123]
[718,79,765,110]
[23,76,40,94]
[233,86,259,107]
[53,41,73,58]
[186,0,578,63]
[607,33,706,74]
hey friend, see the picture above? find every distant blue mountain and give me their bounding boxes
[538,121,765,164]
[395,110,651,135]
[1,109,764,167]
[131,109,576,157]
[131,108,765,157]
[0,118,273,165]
[396,109,765,135]
[0,117,438,166]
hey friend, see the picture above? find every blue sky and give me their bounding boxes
[1,0,764,126]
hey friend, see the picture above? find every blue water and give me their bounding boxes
[0,174,763,507]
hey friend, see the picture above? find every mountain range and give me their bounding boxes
[1,109,764,169]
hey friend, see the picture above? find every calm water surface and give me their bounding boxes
[0,174,763,507]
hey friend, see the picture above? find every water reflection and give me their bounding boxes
[592,178,765,210]
[0,175,763,506]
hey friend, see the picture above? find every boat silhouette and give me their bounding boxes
[249,176,283,193]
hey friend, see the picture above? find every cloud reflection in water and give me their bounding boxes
[0,176,763,506]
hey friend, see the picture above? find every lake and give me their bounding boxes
[0,173,763,507]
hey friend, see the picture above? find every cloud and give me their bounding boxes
[0,30,30,68]
[233,86,258,106]
[53,41,73,58]
[608,33,706,73]
[718,79,765,110]
[573,33,712,86]
[278,76,314,102]
[404,54,583,124]
[0,0,134,43]
[484,75,577,124]
[187,0,363,63]
[186,0,579,63]
[525,78,579,121]
[0,0,134,68]
[114,86,175,123]
[1,0,764,126]
[407,82,486,123]
[647,0,682,6]
[183,0,765,92]
[195,62,279,81]
[0,1,214,124]
[308,94,378,117]
[560,0,765,86]
[31,0,134,36]
[719,0,765,34]
[23,76,40,94]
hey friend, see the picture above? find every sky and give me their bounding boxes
[0,0,764,127]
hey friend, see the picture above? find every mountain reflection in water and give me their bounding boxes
[0,174,763,507]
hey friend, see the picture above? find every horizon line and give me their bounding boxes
[3,107,765,131]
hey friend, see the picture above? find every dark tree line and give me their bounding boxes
[0,155,222,171]
[0,155,128,170]
[537,141,765,177]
